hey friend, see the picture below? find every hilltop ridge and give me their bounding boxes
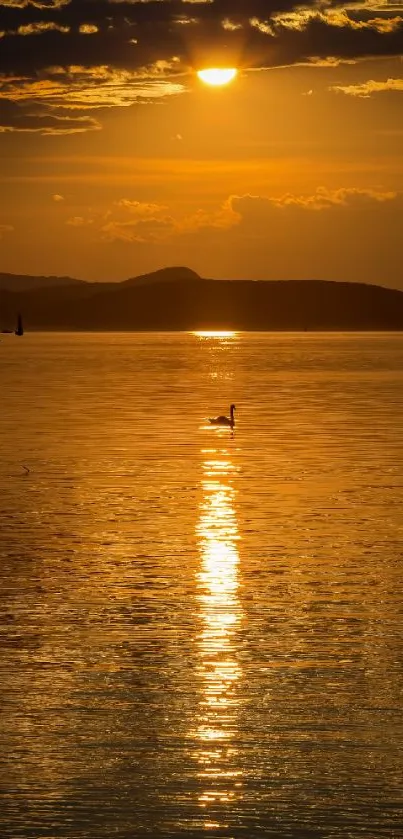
[122,267,202,287]
[1,268,403,331]
[0,272,86,292]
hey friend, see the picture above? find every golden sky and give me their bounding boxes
[0,0,402,287]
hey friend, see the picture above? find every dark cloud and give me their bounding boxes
[0,98,100,133]
[0,0,401,132]
[0,0,402,74]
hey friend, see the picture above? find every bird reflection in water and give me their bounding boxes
[194,444,243,826]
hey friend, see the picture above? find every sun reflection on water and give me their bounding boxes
[194,447,243,819]
[192,331,238,339]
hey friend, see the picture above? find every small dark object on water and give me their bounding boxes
[209,404,236,428]
[15,314,24,336]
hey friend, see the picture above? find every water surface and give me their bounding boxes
[1,332,402,838]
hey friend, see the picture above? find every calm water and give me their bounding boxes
[1,332,402,839]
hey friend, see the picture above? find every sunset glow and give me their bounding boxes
[1,0,402,832]
[0,0,401,288]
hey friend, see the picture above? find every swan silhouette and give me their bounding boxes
[209,404,236,428]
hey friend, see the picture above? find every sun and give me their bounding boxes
[197,68,238,87]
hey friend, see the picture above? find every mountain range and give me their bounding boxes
[1,267,403,331]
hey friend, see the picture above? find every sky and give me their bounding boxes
[0,0,402,287]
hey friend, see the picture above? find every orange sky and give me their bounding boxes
[0,1,402,287]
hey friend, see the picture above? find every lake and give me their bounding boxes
[1,332,402,838]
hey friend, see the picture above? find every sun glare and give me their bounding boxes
[197,68,238,87]
[193,331,238,338]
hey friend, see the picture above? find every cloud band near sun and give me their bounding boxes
[0,0,402,133]
[60,187,400,244]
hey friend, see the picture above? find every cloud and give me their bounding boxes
[219,187,400,232]
[15,21,70,35]
[65,186,401,247]
[0,98,101,133]
[330,76,403,96]
[172,187,400,238]
[0,1,401,135]
[79,24,98,35]
[64,195,238,243]
[112,199,244,242]
[0,1,401,78]
[0,62,184,109]
[225,186,403,284]
[233,186,398,212]
[0,61,185,133]
[101,217,176,244]
[271,7,402,34]
[178,199,241,233]
[52,193,64,201]
[113,199,169,217]
[100,200,175,243]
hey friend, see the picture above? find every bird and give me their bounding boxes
[209,404,236,428]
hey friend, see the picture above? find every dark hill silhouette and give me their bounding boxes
[0,272,86,292]
[1,269,403,331]
[122,266,201,287]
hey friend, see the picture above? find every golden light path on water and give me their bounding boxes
[194,437,243,828]
[193,331,238,339]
